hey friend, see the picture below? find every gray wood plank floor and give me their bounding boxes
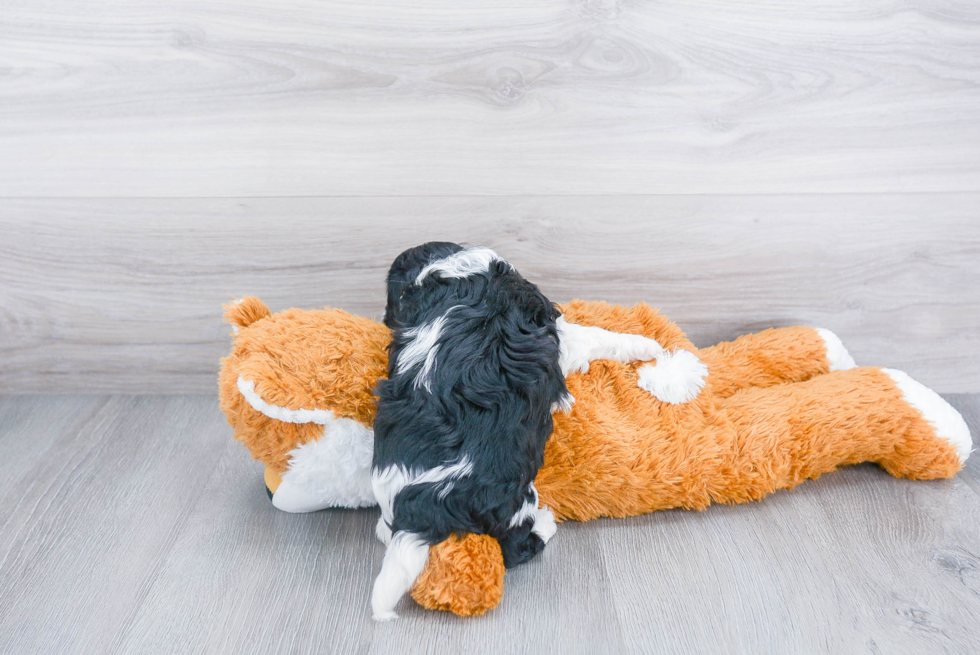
[1,394,978,655]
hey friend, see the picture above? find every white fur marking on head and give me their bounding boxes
[816,328,857,371]
[414,246,510,284]
[372,457,474,534]
[396,306,462,391]
[556,316,665,376]
[637,349,708,404]
[882,368,972,465]
[372,531,431,621]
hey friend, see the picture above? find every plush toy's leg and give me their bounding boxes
[717,367,971,502]
[700,326,855,398]
[410,534,506,617]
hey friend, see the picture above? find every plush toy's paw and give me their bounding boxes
[882,368,972,467]
[410,534,505,617]
[638,349,708,404]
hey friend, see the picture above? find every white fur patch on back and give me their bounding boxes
[414,246,509,284]
[816,328,857,371]
[372,457,474,533]
[637,349,708,404]
[395,306,461,391]
[882,368,973,465]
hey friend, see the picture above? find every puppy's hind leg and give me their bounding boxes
[371,531,430,621]
[499,504,557,569]
[531,505,557,543]
[499,523,545,568]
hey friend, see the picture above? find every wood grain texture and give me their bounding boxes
[0,396,230,654]
[0,394,977,654]
[1,0,979,196]
[2,195,978,394]
[949,394,980,501]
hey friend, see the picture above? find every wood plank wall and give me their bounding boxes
[1,0,978,393]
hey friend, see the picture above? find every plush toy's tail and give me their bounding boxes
[224,297,271,332]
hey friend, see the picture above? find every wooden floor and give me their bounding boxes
[2,1,978,652]
[0,394,977,654]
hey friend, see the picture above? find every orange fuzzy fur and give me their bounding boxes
[220,300,390,475]
[218,297,964,615]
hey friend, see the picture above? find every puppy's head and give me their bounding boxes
[383,241,463,329]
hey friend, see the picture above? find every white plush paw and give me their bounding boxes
[373,610,398,622]
[637,349,708,404]
[375,517,392,545]
[882,368,972,464]
[815,328,857,371]
[532,505,558,543]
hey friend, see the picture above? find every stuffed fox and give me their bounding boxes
[218,296,972,617]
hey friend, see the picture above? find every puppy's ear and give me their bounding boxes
[384,242,464,328]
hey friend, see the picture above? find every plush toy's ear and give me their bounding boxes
[410,533,506,617]
[224,296,271,331]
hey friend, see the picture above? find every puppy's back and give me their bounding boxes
[375,244,566,538]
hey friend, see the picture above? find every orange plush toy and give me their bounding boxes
[218,297,972,617]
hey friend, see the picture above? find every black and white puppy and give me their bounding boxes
[371,243,685,620]
[372,242,564,620]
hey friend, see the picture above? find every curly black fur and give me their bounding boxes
[374,242,565,567]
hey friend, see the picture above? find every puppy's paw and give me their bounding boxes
[532,506,558,544]
[620,334,666,362]
[563,355,590,375]
[637,349,708,404]
[376,517,392,545]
